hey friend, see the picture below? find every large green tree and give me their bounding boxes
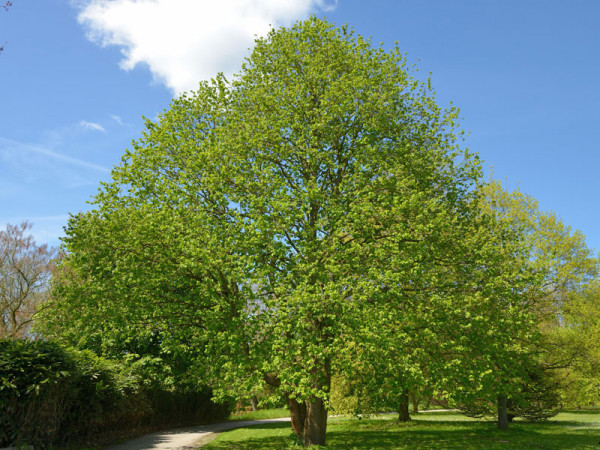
[39,18,535,445]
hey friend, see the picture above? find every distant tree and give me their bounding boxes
[559,281,600,407]
[340,181,542,426]
[0,222,56,338]
[456,180,599,428]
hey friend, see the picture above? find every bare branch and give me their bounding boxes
[0,221,57,338]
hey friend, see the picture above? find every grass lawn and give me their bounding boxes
[229,407,291,421]
[203,410,600,449]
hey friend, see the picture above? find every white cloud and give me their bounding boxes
[110,114,125,126]
[80,120,106,132]
[76,0,337,95]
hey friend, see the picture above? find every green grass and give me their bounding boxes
[204,410,600,449]
[229,407,291,421]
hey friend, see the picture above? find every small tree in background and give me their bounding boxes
[454,180,599,428]
[0,222,56,338]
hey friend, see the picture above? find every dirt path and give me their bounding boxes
[103,417,291,449]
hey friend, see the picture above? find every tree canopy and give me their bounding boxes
[39,18,550,445]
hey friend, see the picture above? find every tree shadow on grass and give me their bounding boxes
[327,419,600,450]
[205,417,600,449]
[204,422,298,449]
[556,410,600,417]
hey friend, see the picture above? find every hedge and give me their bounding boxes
[0,339,230,448]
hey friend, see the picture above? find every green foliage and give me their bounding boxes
[457,368,561,422]
[558,281,600,407]
[328,374,377,416]
[38,17,550,445]
[1,338,71,446]
[453,180,600,421]
[0,338,138,447]
[339,178,547,421]
[0,338,230,448]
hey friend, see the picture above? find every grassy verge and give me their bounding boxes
[228,407,290,421]
[204,410,600,449]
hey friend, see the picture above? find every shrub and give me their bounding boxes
[0,339,74,447]
[0,339,230,448]
[329,375,377,416]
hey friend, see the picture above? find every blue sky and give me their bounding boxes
[1,0,599,252]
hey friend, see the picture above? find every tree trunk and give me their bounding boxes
[497,395,509,430]
[398,388,411,422]
[288,397,307,439]
[424,395,432,410]
[410,390,419,413]
[298,356,331,446]
[250,395,259,411]
[302,396,328,446]
[265,374,310,443]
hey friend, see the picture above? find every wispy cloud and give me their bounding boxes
[80,120,106,132]
[110,114,125,126]
[0,137,111,173]
[76,0,338,94]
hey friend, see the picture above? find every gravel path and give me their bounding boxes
[103,417,291,449]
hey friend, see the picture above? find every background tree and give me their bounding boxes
[341,182,542,426]
[456,180,599,427]
[38,18,542,446]
[0,222,56,338]
[559,281,600,407]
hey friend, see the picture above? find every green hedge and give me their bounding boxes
[0,339,230,448]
